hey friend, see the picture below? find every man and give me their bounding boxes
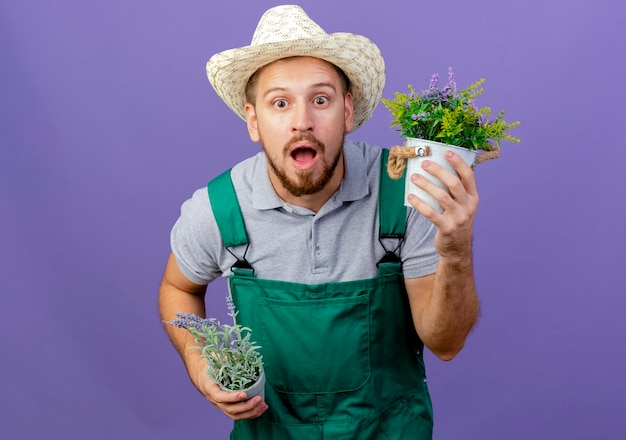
[159,5,479,439]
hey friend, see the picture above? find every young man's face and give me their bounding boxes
[245,57,354,200]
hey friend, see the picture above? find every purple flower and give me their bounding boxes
[411,112,429,121]
[226,295,237,314]
[425,88,442,101]
[166,312,217,332]
[429,73,439,89]
[447,66,457,92]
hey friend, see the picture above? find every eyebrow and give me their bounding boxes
[262,87,287,100]
[262,82,338,100]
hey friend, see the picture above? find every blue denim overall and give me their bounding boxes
[208,150,433,439]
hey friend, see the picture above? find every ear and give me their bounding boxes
[344,92,355,133]
[245,103,260,142]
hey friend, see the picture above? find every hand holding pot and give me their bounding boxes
[407,149,479,259]
[188,353,269,421]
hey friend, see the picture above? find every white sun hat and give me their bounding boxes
[206,4,385,132]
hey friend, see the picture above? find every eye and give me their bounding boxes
[273,99,288,109]
[314,96,328,105]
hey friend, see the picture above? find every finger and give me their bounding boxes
[219,395,269,420]
[407,194,441,225]
[206,383,268,419]
[411,163,461,217]
[420,158,463,204]
[407,174,450,224]
[443,152,479,218]
[445,151,478,197]
[411,170,453,205]
[209,386,249,404]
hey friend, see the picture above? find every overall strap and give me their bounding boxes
[377,148,408,268]
[208,152,407,272]
[207,170,254,274]
[378,150,422,353]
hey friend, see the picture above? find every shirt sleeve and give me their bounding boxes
[400,208,440,279]
[170,187,224,285]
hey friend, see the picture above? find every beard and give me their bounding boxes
[263,132,344,197]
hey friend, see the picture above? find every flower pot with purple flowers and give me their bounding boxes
[382,67,520,212]
[165,297,265,400]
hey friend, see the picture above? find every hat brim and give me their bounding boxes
[206,32,385,132]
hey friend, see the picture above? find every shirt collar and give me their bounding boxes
[252,139,369,211]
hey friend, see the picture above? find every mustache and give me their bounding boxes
[283,132,325,154]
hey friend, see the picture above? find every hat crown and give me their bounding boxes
[251,5,326,46]
[206,5,385,132]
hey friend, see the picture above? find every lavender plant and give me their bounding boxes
[165,297,264,392]
[382,67,520,150]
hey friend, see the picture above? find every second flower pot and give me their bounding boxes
[219,367,266,401]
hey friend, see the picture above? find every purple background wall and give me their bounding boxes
[1,0,624,438]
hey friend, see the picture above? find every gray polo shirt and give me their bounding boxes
[171,139,439,285]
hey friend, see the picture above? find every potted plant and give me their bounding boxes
[381,67,520,211]
[165,297,265,399]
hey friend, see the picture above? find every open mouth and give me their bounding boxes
[291,147,317,163]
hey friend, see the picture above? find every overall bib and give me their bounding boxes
[208,150,433,439]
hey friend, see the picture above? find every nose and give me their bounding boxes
[292,103,313,132]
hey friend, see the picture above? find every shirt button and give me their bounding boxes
[315,250,324,258]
